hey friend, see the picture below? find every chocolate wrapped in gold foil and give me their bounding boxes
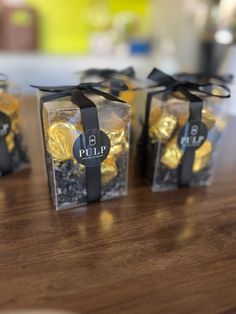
[72,160,85,176]
[161,136,183,169]
[6,132,15,152]
[72,153,118,184]
[47,122,80,162]
[161,136,213,173]
[101,154,118,184]
[193,140,212,173]
[0,92,19,117]
[0,92,20,133]
[103,112,127,157]
[149,110,177,143]
[202,108,216,130]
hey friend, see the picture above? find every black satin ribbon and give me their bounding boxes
[80,67,134,97]
[80,67,135,80]
[174,72,233,84]
[141,68,230,187]
[32,81,126,203]
[0,138,11,175]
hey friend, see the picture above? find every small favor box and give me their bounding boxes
[0,74,28,175]
[34,82,130,210]
[141,68,231,191]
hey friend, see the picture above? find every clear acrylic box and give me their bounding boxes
[145,91,229,191]
[39,92,130,210]
[0,76,28,175]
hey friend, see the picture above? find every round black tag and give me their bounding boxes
[73,129,110,167]
[0,112,11,138]
[177,120,208,151]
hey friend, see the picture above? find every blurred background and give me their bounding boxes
[0,0,235,94]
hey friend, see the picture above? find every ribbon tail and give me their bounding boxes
[30,85,76,92]
[148,68,176,85]
[178,151,195,187]
[0,139,12,175]
[120,67,135,77]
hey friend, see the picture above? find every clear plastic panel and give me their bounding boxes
[41,93,130,210]
[147,92,228,191]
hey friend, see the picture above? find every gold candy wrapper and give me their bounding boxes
[47,111,128,162]
[101,154,118,184]
[149,109,177,143]
[72,154,118,184]
[0,92,20,133]
[161,136,212,173]
[46,115,124,184]
[0,92,19,117]
[161,137,183,169]
[47,122,80,162]
[6,132,15,152]
[193,140,212,173]
[202,109,216,130]
[103,112,127,157]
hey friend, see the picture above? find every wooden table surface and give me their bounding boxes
[0,97,235,314]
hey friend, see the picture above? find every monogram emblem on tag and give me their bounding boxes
[178,120,208,151]
[73,129,110,167]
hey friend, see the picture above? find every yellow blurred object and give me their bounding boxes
[161,136,183,169]
[6,132,15,152]
[26,0,149,53]
[0,91,20,133]
[101,153,118,184]
[47,122,79,162]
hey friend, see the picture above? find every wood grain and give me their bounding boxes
[0,97,235,314]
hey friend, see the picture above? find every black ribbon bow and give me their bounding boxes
[79,67,135,97]
[31,80,127,203]
[174,72,233,85]
[80,66,135,80]
[141,68,230,187]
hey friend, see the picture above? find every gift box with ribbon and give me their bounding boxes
[33,81,130,210]
[0,74,28,176]
[140,68,231,191]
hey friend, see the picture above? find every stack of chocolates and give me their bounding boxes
[35,82,130,210]
[0,74,28,175]
[141,68,231,191]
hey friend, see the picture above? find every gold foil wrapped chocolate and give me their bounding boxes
[0,92,20,133]
[103,112,127,157]
[6,132,15,152]
[193,140,212,173]
[161,136,183,169]
[0,92,19,117]
[202,108,216,130]
[149,109,177,143]
[161,136,213,173]
[72,153,118,184]
[47,122,80,162]
[101,154,118,184]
